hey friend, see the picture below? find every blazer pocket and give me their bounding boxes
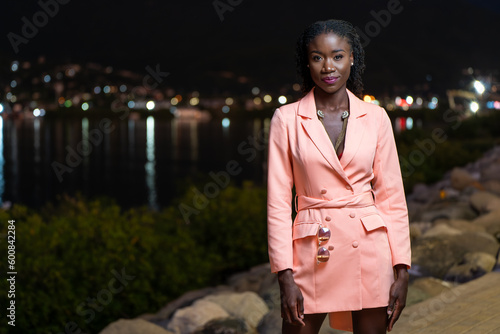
[360,214,387,232]
[292,222,320,240]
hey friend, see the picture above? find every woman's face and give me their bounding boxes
[307,32,354,95]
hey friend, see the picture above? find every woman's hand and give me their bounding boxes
[278,269,305,326]
[387,264,409,332]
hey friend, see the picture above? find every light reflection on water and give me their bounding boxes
[145,116,158,211]
[0,116,270,209]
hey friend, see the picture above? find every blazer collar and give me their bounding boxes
[298,87,368,181]
[297,87,367,119]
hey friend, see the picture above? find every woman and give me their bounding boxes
[267,19,411,334]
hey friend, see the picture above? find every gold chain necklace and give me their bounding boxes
[317,109,350,152]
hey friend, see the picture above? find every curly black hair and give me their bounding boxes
[296,19,366,98]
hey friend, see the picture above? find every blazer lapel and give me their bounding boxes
[341,90,367,169]
[297,87,349,183]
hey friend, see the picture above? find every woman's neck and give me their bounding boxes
[313,86,349,113]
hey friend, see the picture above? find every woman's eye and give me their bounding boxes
[312,55,322,61]
[334,55,343,60]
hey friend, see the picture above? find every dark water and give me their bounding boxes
[0,114,270,209]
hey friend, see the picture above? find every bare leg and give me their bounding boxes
[282,313,327,334]
[352,307,388,334]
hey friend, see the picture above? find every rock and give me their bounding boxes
[435,219,486,233]
[469,191,500,214]
[406,277,453,306]
[411,231,500,278]
[440,187,461,201]
[450,168,479,190]
[257,269,278,298]
[409,222,432,240]
[99,319,174,334]
[444,263,486,283]
[408,183,433,203]
[203,292,269,329]
[481,162,500,182]
[141,286,233,324]
[495,256,500,272]
[417,202,477,222]
[407,201,426,222]
[483,180,500,195]
[472,208,500,235]
[444,252,497,283]
[228,263,273,293]
[258,277,280,311]
[193,317,250,334]
[422,224,462,238]
[412,277,454,296]
[167,300,230,334]
[410,221,433,238]
[257,309,282,334]
[463,252,497,272]
[409,224,422,240]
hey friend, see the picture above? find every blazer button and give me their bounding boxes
[325,216,331,221]
[346,185,352,191]
[349,212,356,218]
[352,241,359,248]
[321,189,327,194]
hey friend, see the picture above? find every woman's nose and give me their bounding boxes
[323,60,336,72]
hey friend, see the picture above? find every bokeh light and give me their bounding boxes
[146,101,155,110]
[470,101,479,113]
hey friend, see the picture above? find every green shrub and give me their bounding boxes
[0,182,268,334]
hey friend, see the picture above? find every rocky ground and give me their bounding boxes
[99,146,500,334]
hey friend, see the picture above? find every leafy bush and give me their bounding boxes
[0,182,268,334]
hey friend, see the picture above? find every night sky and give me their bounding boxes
[3,0,500,96]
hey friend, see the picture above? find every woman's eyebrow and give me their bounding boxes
[310,49,346,54]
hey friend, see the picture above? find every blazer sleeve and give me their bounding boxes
[267,108,295,273]
[372,109,411,268]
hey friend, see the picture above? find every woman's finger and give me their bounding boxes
[294,301,305,326]
[388,298,405,331]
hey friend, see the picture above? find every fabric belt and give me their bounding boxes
[297,190,375,211]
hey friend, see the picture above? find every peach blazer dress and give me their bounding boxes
[267,87,411,331]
